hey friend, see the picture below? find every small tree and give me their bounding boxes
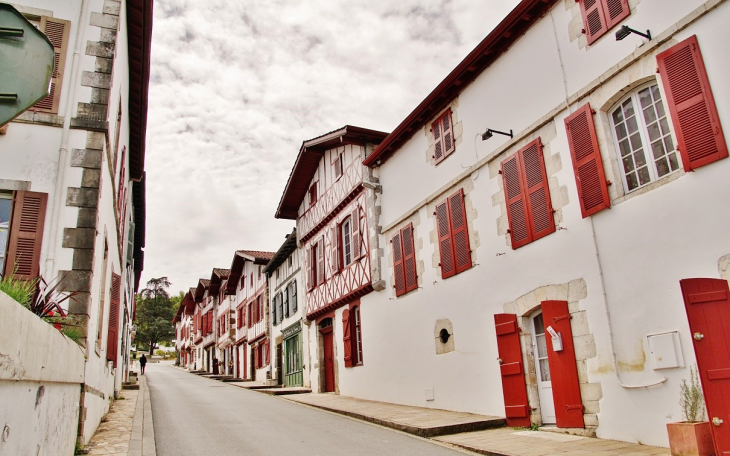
[680,365,706,422]
[134,277,176,354]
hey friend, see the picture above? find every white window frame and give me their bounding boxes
[341,217,352,267]
[353,306,363,365]
[609,82,681,194]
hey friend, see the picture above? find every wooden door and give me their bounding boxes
[243,344,248,380]
[680,278,730,455]
[321,327,335,393]
[495,313,531,427]
[250,345,256,381]
[276,343,283,386]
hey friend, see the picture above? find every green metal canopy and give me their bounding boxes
[0,3,54,127]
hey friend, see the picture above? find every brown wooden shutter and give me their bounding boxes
[565,103,611,218]
[432,118,444,163]
[342,309,353,368]
[501,154,531,249]
[494,313,531,427]
[579,0,608,45]
[442,110,455,157]
[317,237,325,285]
[448,189,471,274]
[330,225,339,273]
[33,17,70,114]
[602,0,630,30]
[541,301,585,429]
[435,200,455,279]
[106,273,121,367]
[657,35,728,171]
[5,191,48,279]
[351,207,360,260]
[392,231,405,296]
[520,138,555,242]
[401,224,417,293]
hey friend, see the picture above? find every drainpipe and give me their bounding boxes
[44,0,92,279]
[590,217,667,389]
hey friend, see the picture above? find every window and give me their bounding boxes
[435,189,472,278]
[283,287,289,319]
[501,138,555,249]
[27,16,71,114]
[96,241,109,349]
[334,152,344,179]
[392,223,417,296]
[578,0,630,45]
[432,109,455,164]
[342,303,363,368]
[106,273,121,367]
[609,84,679,193]
[1,191,48,279]
[288,281,297,314]
[307,239,324,289]
[309,182,318,206]
[287,256,293,268]
[0,193,12,276]
[341,217,352,267]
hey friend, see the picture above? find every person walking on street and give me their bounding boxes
[140,353,147,375]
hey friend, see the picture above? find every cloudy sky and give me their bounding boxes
[141,0,521,294]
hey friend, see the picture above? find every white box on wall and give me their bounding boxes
[647,331,685,370]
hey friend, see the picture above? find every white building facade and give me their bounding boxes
[340,0,730,449]
[0,0,149,444]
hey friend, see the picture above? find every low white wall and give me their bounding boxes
[0,291,85,455]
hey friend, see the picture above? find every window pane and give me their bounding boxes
[626,172,639,190]
[533,313,544,334]
[623,99,635,118]
[638,167,651,185]
[634,150,646,168]
[612,107,624,124]
[643,106,657,124]
[664,136,674,155]
[668,152,679,171]
[651,85,662,102]
[626,116,639,135]
[647,122,661,142]
[619,139,632,157]
[656,157,670,177]
[638,88,653,108]
[539,359,551,382]
[615,123,628,140]
[659,117,670,136]
[629,132,642,151]
[536,334,547,358]
[651,140,666,160]
[622,156,634,173]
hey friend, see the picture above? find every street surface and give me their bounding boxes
[145,363,467,456]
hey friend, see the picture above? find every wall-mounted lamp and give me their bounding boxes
[615,25,651,41]
[439,328,451,343]
[481,128,513,141]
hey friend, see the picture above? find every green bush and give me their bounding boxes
[0,271,37,308]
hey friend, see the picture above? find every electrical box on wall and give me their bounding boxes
[425,387,435,401]
[647,331,685,370]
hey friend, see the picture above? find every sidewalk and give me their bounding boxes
[284,394,670,456]
[84,375,156,456]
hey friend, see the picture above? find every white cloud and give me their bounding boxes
[141,0,521,292]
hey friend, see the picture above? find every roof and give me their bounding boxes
[226,249,275,295]
[194,279,210,302]
[275,126,389,219]
[209,268,230,294]
[263,228,297,274]
[132,173,146,292]
[362,0,559,167]
[126,0,153,181]
[173,290,196,323]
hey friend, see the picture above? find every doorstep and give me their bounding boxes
[254,387,312,396]
[284,394,505,438]
[434,427,671,456]
[227,381,270,389]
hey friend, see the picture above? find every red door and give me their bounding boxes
[321,327,335,393]
[495,313,531,427]
[680,278,730,455]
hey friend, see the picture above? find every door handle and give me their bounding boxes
[497,358,504,364]
[693,332,704,341]
[712,417,723,426]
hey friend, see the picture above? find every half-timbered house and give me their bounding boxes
[275,126,388,393]
[263,229,308,387]
[353,0,730,450]
[193,278,216,373]
[173,289,196,369]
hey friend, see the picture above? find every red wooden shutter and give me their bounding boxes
[448,189,471,274]
[330,225,339,273]
[106,273,121,367]
[442,110,455,157]
[248,303,252,327]
[494,314,530,427]
[501,154,531,249]
[432,117,444,163]
[317,238,325,285]
[541,301,585,429]
[602,0,630,30]
[306,247,313,289]
[33,17,70,113]
[401,224,417,293]
[565,103,611,218]
[520,139,555,242]
[580,0,607,45]
[342,309,353,367]
[435,200,455,279]
[351,207,360,259]
[392,231,405,296]
[5,191,48,279]
[657,35,728,171]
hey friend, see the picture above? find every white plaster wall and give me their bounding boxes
[349,0,730,448]
[0,291,85,455]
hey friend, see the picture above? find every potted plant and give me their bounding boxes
[666,366,714,456]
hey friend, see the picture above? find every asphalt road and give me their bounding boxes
[145,363,468,456]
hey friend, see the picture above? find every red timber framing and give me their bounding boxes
[495,314,530,427]
[564,103,610,218]
[541,301,584,428]
[657,35,728,171]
